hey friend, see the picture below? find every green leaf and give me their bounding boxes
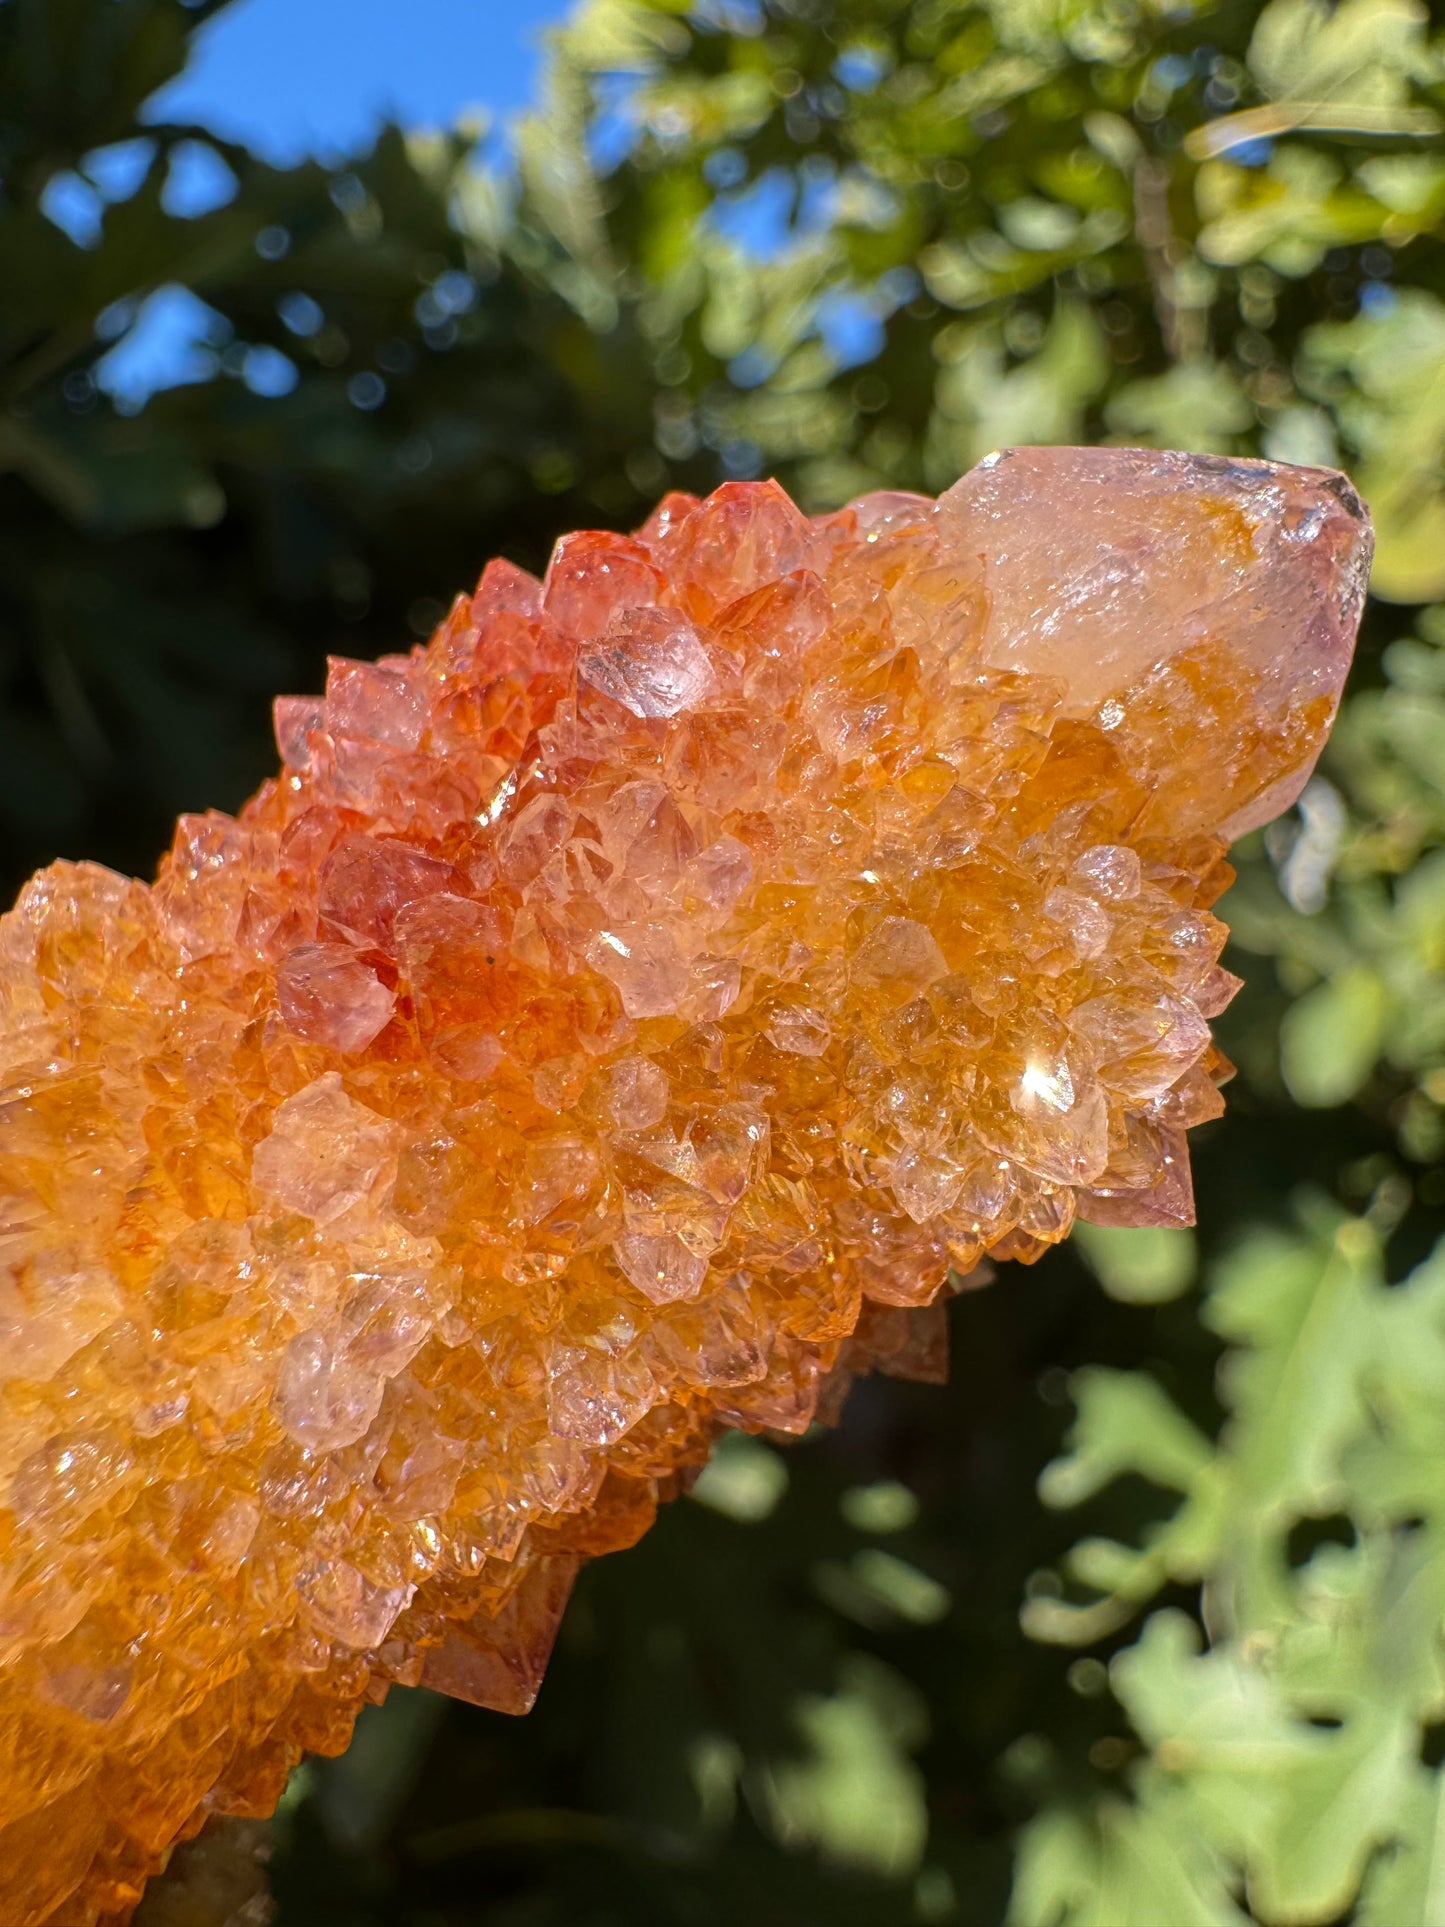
[759,1658,929,1878]
[1039,1370,1214,1511]
[1105,361,1254,454]
[1355,1769,1445,1927]
[1279,965,1387,1107]
[1072,1224,1197,1304]
[1299,292,1445,603]
[1248,0,1432,110]
[691,1432,789,1523]
[1010,1786,1249,1927]
[1247,1712,1417,1923]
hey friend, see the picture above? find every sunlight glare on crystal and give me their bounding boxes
[0,448,1369,1926]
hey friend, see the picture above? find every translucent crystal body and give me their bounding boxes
[0,449,1369,1924]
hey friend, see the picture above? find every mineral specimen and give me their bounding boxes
[0,448,1369,1924]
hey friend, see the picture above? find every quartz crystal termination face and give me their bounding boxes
[0,448,1369,1925]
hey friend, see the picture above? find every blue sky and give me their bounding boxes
[148,0,576,164]
[71,0,575,406]
[74,0,879,407]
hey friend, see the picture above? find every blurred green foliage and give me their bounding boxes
[6,0,1445,1919]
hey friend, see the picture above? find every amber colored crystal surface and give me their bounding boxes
[0,449,1369,1924]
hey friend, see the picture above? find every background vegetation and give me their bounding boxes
[5,0,1445,1919]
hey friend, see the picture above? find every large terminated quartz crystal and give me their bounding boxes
[0,449,1369,1924]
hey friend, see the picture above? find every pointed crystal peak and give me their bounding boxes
[940,446,1371,835]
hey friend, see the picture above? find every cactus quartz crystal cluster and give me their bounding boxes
[0,449,1368,1923]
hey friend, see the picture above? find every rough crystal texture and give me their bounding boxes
[0,449,1369,1924]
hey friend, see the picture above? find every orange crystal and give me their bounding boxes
[0,449,1370,1923]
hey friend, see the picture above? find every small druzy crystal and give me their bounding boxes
[0,449,1369,1924]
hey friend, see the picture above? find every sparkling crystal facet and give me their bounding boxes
[0,451,1368,1924]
